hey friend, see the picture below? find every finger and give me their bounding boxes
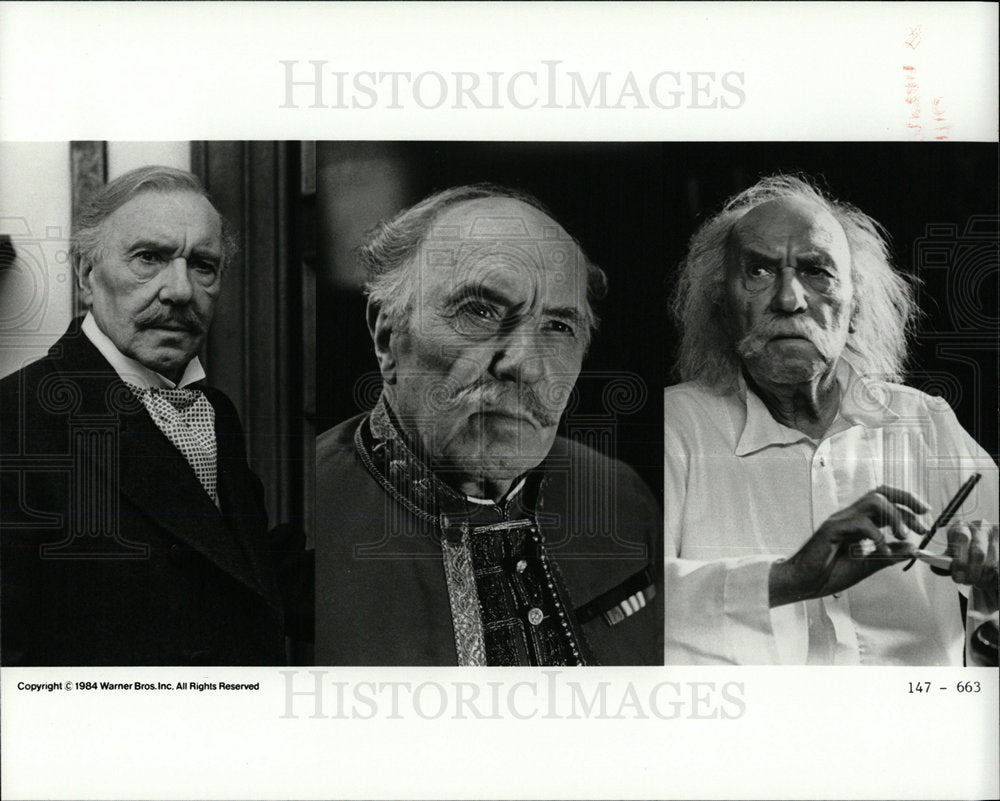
[827,516,888,551]
[864,537,916,564]
[855,525,915,576]
[887,540,918,561]
[946,522,971,585]
[863,492,926,539]
[981,526,999,598]
[867,519,890,556]
[890,503,928,537]
[873,485,929,515]
[985,523,998,571]
[964,521,989,586]
[837,518,896,566]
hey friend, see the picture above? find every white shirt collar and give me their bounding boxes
[464,476,527,507]
[81,312,206,390]
[734,358,900,457]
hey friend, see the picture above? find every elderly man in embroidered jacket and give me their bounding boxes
[664,174,998,666]
[1,166,293,666]
[316,184,662,666]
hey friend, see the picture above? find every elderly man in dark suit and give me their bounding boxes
[1,166,288,666]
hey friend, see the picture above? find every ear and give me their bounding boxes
[848,302,858,334]
[367,297,398,384]
[76,259,94,306]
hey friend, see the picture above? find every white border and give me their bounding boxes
[3,666,999,800]
[1,3,998,800]
[1,2,997,141]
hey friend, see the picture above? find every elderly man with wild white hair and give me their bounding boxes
[664,174,998,666]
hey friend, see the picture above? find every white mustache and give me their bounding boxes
[445,381,561,428]
[736,320,824,360]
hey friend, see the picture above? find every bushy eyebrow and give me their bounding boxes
[125,238,222,261]
[443,285,585,325]
[740,245,834,265]
[124,238,172,253]
[442,284,518,310]
[543,306,585,327]
[188,246,222,263]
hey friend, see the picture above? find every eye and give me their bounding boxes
[460,301,500,321]
[745,262,773,278]
[544,319,577,336]
[798,264,836,285]
[450,300,505,335]
[135,250,165,265]
[191,259,219,274]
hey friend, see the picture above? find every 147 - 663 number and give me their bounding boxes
[908,681,982,693]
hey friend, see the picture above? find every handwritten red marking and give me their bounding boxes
[902,26,936,140]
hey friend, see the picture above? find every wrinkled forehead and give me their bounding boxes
[732,196,850,259]
[416,197,589,305]
[103,190,223,243]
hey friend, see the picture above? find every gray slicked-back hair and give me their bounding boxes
[361,183,608,343]
[70,165,236,279]
[670,173,918,388]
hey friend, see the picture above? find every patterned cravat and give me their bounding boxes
[125,383,218,504]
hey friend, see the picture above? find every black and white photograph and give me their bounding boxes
[314,143,668,666]
[309,142,998,669]
[1,142,314,668]
[1,3,997,800]
[657,144,998,667]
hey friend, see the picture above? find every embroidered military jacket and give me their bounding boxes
[315,397,663,665]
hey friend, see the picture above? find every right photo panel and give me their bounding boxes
[662,142,997,667]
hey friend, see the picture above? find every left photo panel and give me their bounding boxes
[0,141,315,666]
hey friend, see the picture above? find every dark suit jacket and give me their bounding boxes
[1,320,287,665]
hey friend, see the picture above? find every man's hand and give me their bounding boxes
[931,520,999,613]
[769,486,926,608]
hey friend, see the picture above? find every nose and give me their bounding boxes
[490,325,546,385]
[769,267,807,314]
[157,258,194,305]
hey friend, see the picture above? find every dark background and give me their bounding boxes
[316,142,999,503]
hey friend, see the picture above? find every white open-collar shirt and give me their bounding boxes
[663,361,998,665]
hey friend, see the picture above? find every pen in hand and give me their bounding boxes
[902,472,982,572]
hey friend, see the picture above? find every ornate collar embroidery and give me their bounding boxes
[353,394,591,666]
[355,394,536,538]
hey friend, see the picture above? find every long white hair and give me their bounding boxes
[670,174,918,389]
